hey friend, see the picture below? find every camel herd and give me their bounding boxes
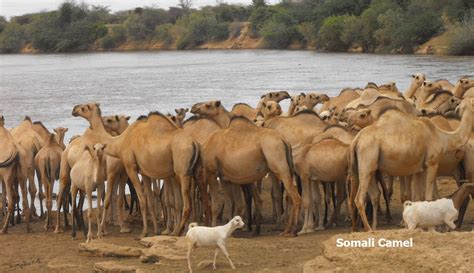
[0,74,473,242]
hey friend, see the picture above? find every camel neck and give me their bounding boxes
[452,82,463,98]
[439,105,472,152]
[215,108,232,128]
[404,82,420,99]
[89,112,108,135]
[55,133,65,147]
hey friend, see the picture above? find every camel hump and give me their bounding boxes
[228,116,258,129]
[346,89,403,109]
[231,102,253,111]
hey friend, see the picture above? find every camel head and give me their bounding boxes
[365,82,378,89]
[379,82,401,96]
[294,105,308,115]
[261,91,290,103]
[53,127,68,139]
[86,143,107,160]
[346,108,374,130]
[421,81,443,95]
[458,77,474,89]
[191,100,222,117]
[411,73,426,86]
[175,108,189,121]
[253,115,265,127]
[72,103,101,121]
[290,93,306,107]
[305,93,330,108]
[261,101,282,118]
[103,115,130,135]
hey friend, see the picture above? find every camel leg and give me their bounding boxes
[171,177,182,234]
[270,173,283,228]
[207,173,220,227]
[220,180,234,222]
[425,164,439,201]
[232,183,245,217]
[161,181,173,235]
[367,178,381,230]
[71,186,78,240]
[312,181,324,231]
[328,178,346,227]
[173,175,192,236]
[18,171,31,232]
[77,193,87,236]
[349,175,358,232]
[241,184,253,232]
[298,173,313,234]
[250,183,262,235]
[101,167,119,235]
[36,171,45,219]
[55,154,70,233]
[27,170,38,219]
[124,166,148,238]
[97,184,105,239]
[274,172,300,236]
[86,187,93,243]
[0,172,14,234]
[376,171,392,223]
[355,170,373,232]
[117,177,131,233]
[43,173,53,231]
[195,167,210,226]
[143,176,159,235]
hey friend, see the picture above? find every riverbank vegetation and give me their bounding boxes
[0,0,473,54]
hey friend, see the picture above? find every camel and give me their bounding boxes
[64,104,200,237]
[452,77,474,98]
[34,129,67,231]
[301,93,330,111]
[231,91,290,120]
[378,82,403,97]
[435,78,455,92]
[70,143,106,242]
[287,93,307,116]
[404,73,426,99]
[10,117,45,219]
[319,88,361,121]
[259,101,282,120]
[349,99,473,232]
[103,115,130,136]
[294,137,349,234]
[0,116,30,234]
[191,101,301,235]
[463,88,474,99]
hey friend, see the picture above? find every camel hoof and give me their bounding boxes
[314,226,325,231]
[135,233,148,240]
[297,228,314,235]
[54,228,63,234]
[120,227,132,233]
[161,229,171,235]
[0,230,7,235]
[279,231,296,237]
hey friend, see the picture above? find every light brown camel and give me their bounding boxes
[34,129,67,231]
[70,143,106,242]
[68,104,199,237]
[435,78,455,92]
[404,73,426,99]
[293,137,349,234]
[319,88,361,118]
[259,101,283,120]
[10,117,45,219]
[301,93,330,110]
[191,101,301,235]
[0,116,30,234]
[453,77,474,98]
[349,99,473,232]
[378,82,403,97]
[231,91,290,120]
[287,93,307,116]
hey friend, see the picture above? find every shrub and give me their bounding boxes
[317,15,352,52]
[297,22,317,46]
[0,22,24,53]
[446,14,474,55]
[228,22,243,39]
[155,23,174,45]
[175,13,229,49]
[260,19,295,48]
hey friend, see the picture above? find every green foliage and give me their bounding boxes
[297,22,318,46]
[155,23,174,45]
[100,25,127,49]
[317,15,353,51]
[0,22,24,53]
[176,12,229,49]
[447,13,474,55]
[260,19,295,48]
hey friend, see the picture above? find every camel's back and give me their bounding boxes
[0,128,17,163]
[231,103,257,120]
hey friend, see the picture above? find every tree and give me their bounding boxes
[0,22,24,53]
[179,0,193,10]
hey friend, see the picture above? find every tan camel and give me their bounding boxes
[288,93,307,116]
[453,77,474,98]
[34,129,67,231]
[294,137,349,234]
[70,143,106,242]
[319,88,361,117]
[378,82,402,97]
[0,116,30,234]
[231,91,290,120]
[435,78,455,91]
[66,104,200,237]
[103,115,130,136]
[301,93,330,110]
[32,121,51,142]
[463,88,474,99]
[191,101,301,235]
[10,117,45,218]
[404,73,426,99]
[349,99,473,232]
[259,101,283,120]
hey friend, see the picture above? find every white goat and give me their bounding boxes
[186,215,245,273]
[70,143,106,242]
[403,198,458,231]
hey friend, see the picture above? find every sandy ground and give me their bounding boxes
[0,178,472,272]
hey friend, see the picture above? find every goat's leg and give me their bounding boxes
[213,248,219,270]
[218,241,236,270]
[187,243,196,273]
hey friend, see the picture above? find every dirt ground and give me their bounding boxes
[0,178,472,272]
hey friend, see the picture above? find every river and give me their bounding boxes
[1,50,473,137]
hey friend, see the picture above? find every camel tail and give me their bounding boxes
[45,157,52,182]
[186,142,199,176]
[283,141,294,175]
[188,222,198,229]
[0,151,18,168]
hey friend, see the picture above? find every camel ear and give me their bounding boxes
[185,108,189,112]
[115,115,119,121]
[215,101,221,107]
[269,93,273,98]
[95,103,100,107]
[64,128,69,132]
[411,74,415,78]
[126,116,130,120]
[175,109,179,114]
[102,144,107,150]
[262,102,266,108]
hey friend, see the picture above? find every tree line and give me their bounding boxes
[0,0,472,55]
